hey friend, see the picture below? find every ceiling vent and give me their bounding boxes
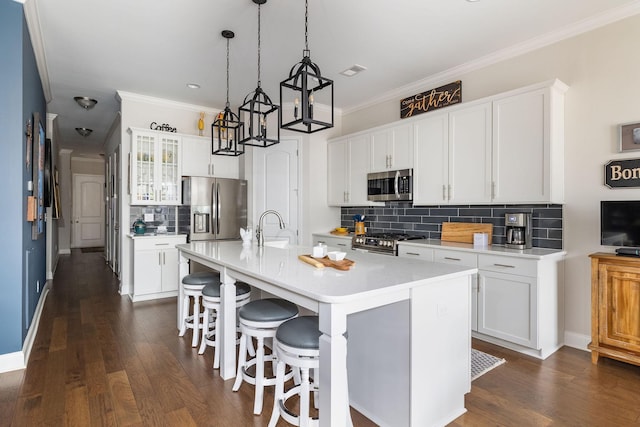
[340,64,367,77]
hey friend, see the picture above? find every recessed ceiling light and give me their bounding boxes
[466,0,480,2]
[340,64,367,77]
[187,83,201,89]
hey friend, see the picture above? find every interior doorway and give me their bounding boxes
[252,138,300,244]
[72,173,105,248]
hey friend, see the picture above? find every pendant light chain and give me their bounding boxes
[304,0,309,51]
[257,3,262,87]
[225,36,230,108]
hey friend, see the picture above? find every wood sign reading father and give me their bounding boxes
[400,81,462,119]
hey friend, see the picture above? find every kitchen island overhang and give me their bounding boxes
[177,241,477,427]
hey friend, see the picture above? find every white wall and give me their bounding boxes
[341,14,640,348]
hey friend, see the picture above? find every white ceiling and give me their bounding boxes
[25,0,640,155]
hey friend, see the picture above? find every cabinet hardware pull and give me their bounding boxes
[158,253,162,265]
[442,185,446,201]
[491,181,495,199]
[155,243,170,246]
[337,243,347,247]
[448,185,451,200]
[163,252,166,264]
[444,257,461,261]
[406,252,420,256]
[493,263,515,268]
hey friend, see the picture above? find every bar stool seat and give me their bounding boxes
[269,316,353,427]
[179,271,219,347]
[198,280,252,370]
[232,298,299,415]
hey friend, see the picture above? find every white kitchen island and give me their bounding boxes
[176,241,477,427]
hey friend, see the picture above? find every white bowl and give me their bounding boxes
[327,251,346,261]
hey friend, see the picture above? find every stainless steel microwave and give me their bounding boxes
[367,169,413,202]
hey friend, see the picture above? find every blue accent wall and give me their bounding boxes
[0,1,47,356]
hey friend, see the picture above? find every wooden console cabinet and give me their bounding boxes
[589,253,640,366]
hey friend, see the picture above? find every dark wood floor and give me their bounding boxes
[1,250,639,426]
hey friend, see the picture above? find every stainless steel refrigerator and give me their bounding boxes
[182,176,247,241]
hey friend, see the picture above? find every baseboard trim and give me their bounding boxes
[0,281,51,374]
[59,248,71,255]
[563,331,590,352]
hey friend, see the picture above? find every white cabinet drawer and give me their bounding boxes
[433,249,477,267]
[133,235,186,251]
[478,254,537,277]
[398,245,434,260]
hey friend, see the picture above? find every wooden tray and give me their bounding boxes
[441,222,493,244]
[298,255,355,271]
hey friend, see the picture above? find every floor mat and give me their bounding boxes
[471,348,506,380]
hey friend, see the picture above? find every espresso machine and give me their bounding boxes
[505,213,532,249]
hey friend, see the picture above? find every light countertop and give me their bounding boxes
[399,239,565,259]
[176,240,477,304]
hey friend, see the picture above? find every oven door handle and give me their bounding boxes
[394,170,400,199]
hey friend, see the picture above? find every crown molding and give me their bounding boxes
[343,1,640,115]
[22,0,52,103]
[116,90,221,114]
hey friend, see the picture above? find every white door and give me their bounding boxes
[253,138,299,244]
[72,173,105,248]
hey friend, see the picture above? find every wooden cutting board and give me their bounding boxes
[298,255,355,271]
[441,222,493,244]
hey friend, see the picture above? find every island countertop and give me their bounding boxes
[176,240,477,305]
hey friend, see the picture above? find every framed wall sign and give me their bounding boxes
[604,158,640,188]
[400,81,462,119]
[618,121,640,152]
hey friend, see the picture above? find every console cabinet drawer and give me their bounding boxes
[398,245,434,260]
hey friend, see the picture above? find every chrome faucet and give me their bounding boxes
[256,210,285,247]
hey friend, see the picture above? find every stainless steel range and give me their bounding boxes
[352,233,421,256]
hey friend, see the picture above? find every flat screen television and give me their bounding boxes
[601,200,640,247]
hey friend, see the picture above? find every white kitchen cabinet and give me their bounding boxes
[327,135,375,206]
[397,242,564,359]
[413,112,448,205]
[477,267,537,348]
[448,102,493,204]
[312,233,352,250]
[413,102,492,204]
[130,234,186,302]
[181,134,239,178]
[491,80,567,204]
[130,128,181,205]
[370,123,413,172]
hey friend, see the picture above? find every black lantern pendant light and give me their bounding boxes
[213,30,244,157]
[280,0,334,134]
[239,0,280,148]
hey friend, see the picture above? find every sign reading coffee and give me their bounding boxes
[605,158,640,188]
[400,81,462,119]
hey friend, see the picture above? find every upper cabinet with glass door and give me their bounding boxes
[130,128,182,205]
